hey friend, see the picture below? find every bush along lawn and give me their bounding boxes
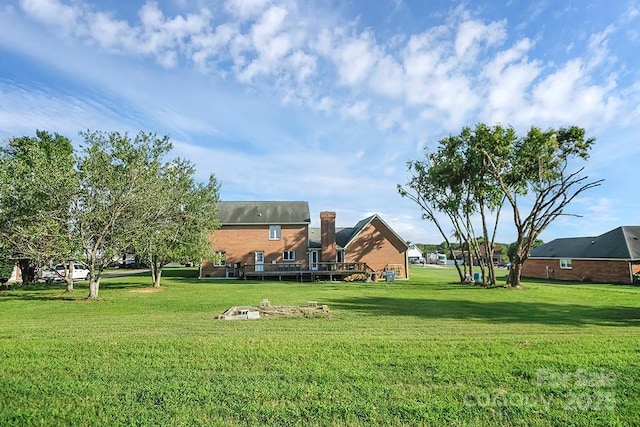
[1,266,639,426]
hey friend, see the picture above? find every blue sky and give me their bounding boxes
[1,0,639,245]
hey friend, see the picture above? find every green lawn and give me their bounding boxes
[1,266,639,426]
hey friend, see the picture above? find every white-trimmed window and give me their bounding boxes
[283,250,295,261]
[213,252,226,267]
[336,250,344,263]
[560,259,572,269]
[269,225,281,240]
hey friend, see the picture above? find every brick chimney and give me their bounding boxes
[320,211,337,263]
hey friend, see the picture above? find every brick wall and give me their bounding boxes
[345,220,408,279]
[522,258,634,284]
[320,211,337,263]
[201,224,308,278]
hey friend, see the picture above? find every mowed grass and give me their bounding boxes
[1,266,639,426]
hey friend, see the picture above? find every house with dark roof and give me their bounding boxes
[521,226,640,284]
[200,201,409,281]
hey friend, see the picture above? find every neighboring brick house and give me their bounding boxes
[521,226,640,284]
[200,201,409,280]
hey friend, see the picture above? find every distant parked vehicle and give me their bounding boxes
[39,266,62,282]
[42,263,91,281]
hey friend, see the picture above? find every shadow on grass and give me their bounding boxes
[0,269,200,301]
[0,288,89,302]
[328,296,640,327]
[159,267,199,278]
[0,278,150,301]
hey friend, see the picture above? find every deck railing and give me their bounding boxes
[312,262,367,272]
[241,262,367,274]
[242,263,303,273]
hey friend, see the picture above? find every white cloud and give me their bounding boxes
[620,5,639,24]
[0,80,131,139]
[19,0,79,30]
[341,100,370,120]
[455,19,506,61]
[190,23,238,70]
[586,24,616,69]
[584,197,617,222]
[238,6,294,81]
[14,0,637,134]
[332,30,378,86]
[89,12,139,53]
[375,107,404,132]
[288,50,316,82]
[480,39,542,125]
[401,21,490,129]
[369,55,405,98]
[528,59,621,127]
[224,0,270,20]
[314,96,335,112]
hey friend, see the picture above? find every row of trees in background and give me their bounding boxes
[0,130,220,298]
[399,123,602,288]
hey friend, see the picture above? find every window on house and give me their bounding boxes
[283,250,295,261]
[213,252,226,267]
[269,225,281,240]
[560,259,572,269]
[336,250,344,263]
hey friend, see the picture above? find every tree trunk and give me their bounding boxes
[509,259,523,289]
[450,253,464,283]
[478,199,496,286]
[153,267,162,288]
[18,259,36,284]
[487,261,495,286]
[87,277,100,299]
[65,277,74,292]
[65,261,74,292]
[151,261,163,288]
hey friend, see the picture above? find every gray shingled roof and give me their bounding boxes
[308,227,354,249]
[530,226,640,260]
[217,201,311,225]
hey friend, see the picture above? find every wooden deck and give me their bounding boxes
[240,262,370,282]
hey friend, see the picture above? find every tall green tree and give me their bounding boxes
[399,124,511,285]
[483,126,602,288]
[134,158,220,288]
[0,131,78,286]
[401,124,600,288]
[74,130,172,299]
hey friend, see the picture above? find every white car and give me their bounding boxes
[57,263,90,280]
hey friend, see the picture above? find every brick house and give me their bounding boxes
[521,226,640,284]
[200,201,409,280]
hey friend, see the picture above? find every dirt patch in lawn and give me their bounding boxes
[129,287,163,293]
[218,301,330,320]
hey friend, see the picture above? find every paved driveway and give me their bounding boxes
[101,269,149,278]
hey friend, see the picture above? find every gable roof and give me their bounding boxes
[530,226,640,260]
[345,215,408,251]
[308,214,409,252]
[217,201,311,225]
